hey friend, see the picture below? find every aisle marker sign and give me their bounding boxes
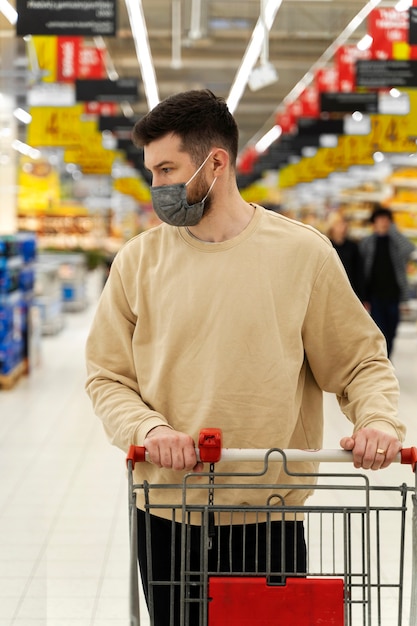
[16,0,117,37]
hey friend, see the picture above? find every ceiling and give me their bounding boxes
[107,0,374,151]
[0,0,399,154]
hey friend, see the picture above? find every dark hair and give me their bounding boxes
[369,204,393,223]
[132,89,239,167]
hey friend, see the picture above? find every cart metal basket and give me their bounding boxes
[126,432,417,626]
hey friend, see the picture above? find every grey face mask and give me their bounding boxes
[150,152,216,227]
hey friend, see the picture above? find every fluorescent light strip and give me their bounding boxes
[0,0,17,25]
[227,0,283,114]
[13,108,32,124]
[124,0,160,110]
[255,124,282,153]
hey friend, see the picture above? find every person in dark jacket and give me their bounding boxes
[359,205,415,358]
[327,211,365,300]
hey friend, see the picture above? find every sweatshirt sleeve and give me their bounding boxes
[85,259,171,452]
[302,248,405,441]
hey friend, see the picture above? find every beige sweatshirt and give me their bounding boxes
[85,205,405,520]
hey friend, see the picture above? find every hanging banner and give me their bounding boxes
[320,92,378,114]
[28,104,84,147]
[75,79,139,103]
[368,7,417,61]
[409,7,417,45]
[57,37,81,83]
[78,46,106,79]
[335,45,372,92]
[32,36,58,83]
[315,67,339,93]
[16,0,117,37]
[356,60,417,88]
[299,87,320,119]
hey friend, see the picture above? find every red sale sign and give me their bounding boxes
[336,45,372,92]
[57,37,80,82]
[368,8,411,60]
[57,38,106,82]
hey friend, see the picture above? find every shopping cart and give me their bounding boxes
[126,429,417,626]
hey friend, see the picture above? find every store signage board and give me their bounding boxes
[16,0,117,37]
[76,79,139,103]
[409,8,417,46]
[99,116,139,133]
[356,60,417,88]
[297,118,344,136]
[320,92,378,114]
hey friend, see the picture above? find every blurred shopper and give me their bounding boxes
[327,211,364,300]
[360,205,415,358]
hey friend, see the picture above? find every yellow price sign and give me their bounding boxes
[369,114,416,153]
[28,105,84,147]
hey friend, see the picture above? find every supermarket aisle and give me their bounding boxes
[0,268,416,625]
[0,270,134,626]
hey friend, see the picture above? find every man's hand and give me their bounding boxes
[143,425,204,472]
[340,427,402,470]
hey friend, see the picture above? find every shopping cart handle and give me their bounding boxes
[126,443,417,472]
[401,446,417,472]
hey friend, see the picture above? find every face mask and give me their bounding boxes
[150,152,217,227]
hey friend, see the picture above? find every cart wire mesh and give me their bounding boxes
[127,448,417,626]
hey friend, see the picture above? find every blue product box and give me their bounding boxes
[0,256,23,294]
[19,263,35,292]
[16,232,37,264]
[0,334,23,375]
[0,291,23,341]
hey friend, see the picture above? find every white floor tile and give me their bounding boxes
[0,270,416,625]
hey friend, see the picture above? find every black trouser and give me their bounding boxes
[137,509,306,626]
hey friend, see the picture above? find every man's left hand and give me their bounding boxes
[340,428,402,470]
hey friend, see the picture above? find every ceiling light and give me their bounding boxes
[255,125,282,153]
[124,0,160,110]
[357,34,373,51]
[320,135,338,148]
[227,0,283,113]
[13,108,32,125]
[395,0,412,11]
[389,88,401,98]
[0,0,17,25]
[248,62,278,92]
[11,140,41,160]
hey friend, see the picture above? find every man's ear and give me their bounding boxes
[211,148,229,174]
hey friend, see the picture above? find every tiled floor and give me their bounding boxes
[0,269,416,625]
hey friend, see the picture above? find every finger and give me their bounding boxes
[193,461,205,473]
[340,436,355,451]
[379,441,402,469]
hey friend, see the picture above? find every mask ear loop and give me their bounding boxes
[200,176,217,202]
[185,151,213,187]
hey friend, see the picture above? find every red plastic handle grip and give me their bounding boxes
[198,428,223,463]
[126,444,146,468]
[400,447,417,472]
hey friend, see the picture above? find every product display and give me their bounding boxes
[0,232,37,386]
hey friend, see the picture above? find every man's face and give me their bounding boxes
[144,133,204,187]
[373,215,391,236]
[144,132,214,213]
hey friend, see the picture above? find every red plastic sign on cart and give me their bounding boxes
[208,577,344,625]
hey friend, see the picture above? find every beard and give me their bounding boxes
[186,171,214,218]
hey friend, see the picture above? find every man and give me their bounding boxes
[85,90,404,625]
[360,204,415,358]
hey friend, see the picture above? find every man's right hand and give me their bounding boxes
[143,425,204,472]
